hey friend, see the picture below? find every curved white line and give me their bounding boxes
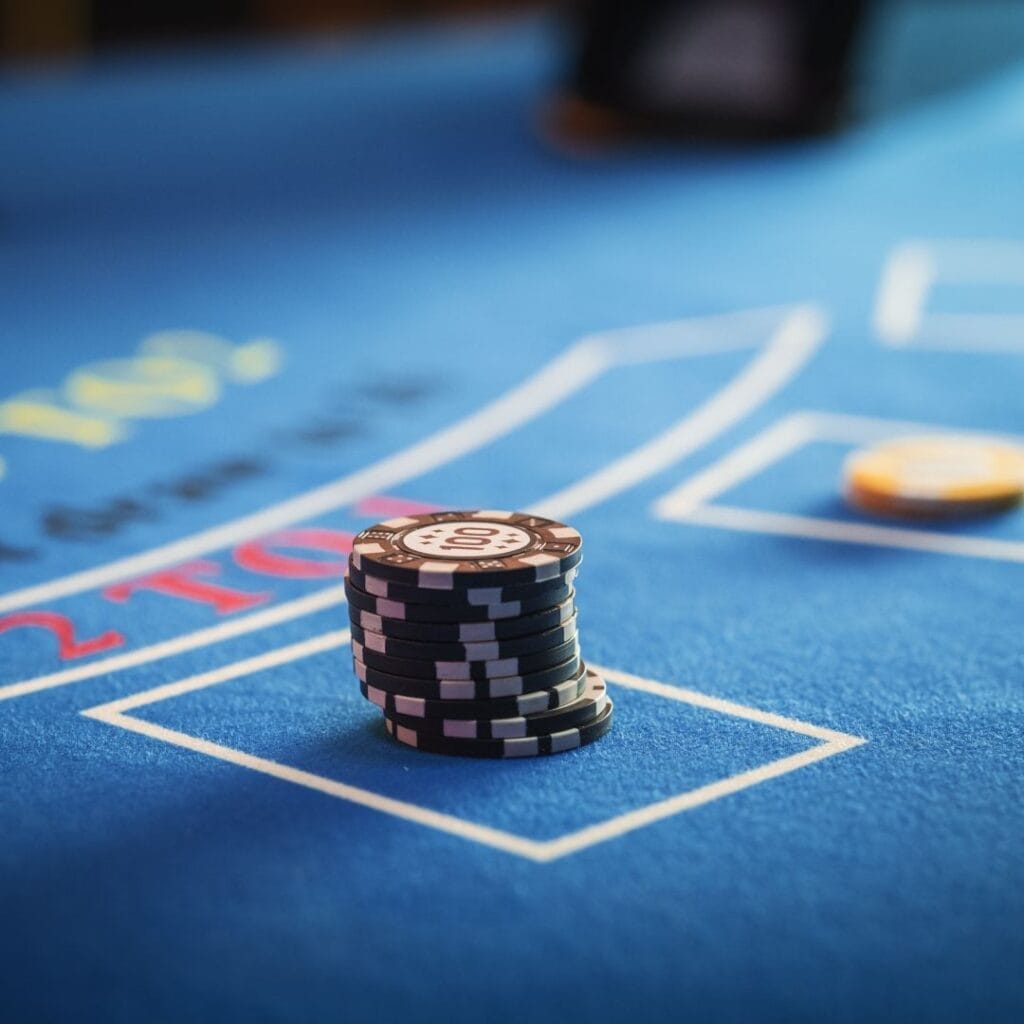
[531,305,828,520]
[0,342,606,615]
[0,307,790,617]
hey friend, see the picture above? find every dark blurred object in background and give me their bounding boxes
[5,0,1024,148]
[0,0,538,61]
[563,0,871,140]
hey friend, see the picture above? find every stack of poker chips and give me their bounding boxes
[345,511,613,758]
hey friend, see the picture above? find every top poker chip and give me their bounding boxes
[843,434,1024,517]
[350,511,583,588]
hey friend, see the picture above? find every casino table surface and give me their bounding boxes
[2,13,1023,1024]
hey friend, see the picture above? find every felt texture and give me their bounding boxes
[1,12,1023,1024]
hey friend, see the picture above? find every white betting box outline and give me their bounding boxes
[874,239,1024,352]
[654,411,1024,563]
[81,631,865,863]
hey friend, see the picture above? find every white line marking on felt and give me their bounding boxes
[530,664,864,860]
[658,408,1024,525]
[584,304,792,365]
[536,739,857,861]
[0,345,601,615]
[84,628,351,717]
[83,628,548,860]
[1,307,809,703]
[531,305,828,520]
[680,505,1024,563]
[88,714,547,861]
[874,238,1024,350]
[908,312,1024,354]
[0,584,348,703]
[874,243,935,345]
[653,413,816,520]
[923,238,1024,281]
[655,410,1024,563]
[796,410,1024,447]
[0,306,796,618]
[590,663,855,744]
[81,641,865,862]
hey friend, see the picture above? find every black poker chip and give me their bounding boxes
[348,594,575,643]
[350,511,583,588]
[384,698,614,758]
[351,635,580,682]
[348,511,612,758]
[344,577,577,624]
[385,665,608,739]
[349,613,578,662]
[348,561,578,607]
[358,661,589,719]
[352,652,583,701]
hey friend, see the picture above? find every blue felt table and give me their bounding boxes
[1,12,1023,1024]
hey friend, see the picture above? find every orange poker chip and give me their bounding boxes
[843,434,1024,519]
[844,479,1021,520]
